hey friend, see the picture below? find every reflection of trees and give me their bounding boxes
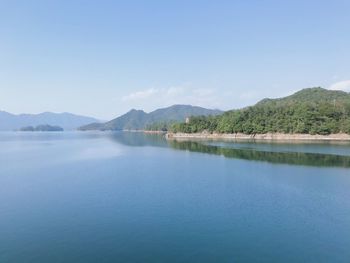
[105,132,350,168]
[169,140,350,168]
[108,132,168,147]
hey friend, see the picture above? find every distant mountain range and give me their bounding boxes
[4,88,348,135]
[0,111,100,131]
[79,105,223,131]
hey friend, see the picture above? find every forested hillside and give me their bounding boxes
[171,88,350,135]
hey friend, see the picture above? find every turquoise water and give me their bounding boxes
[0,132,350,262]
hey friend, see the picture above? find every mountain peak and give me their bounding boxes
[257,87,350,106]
[80,105,223,131]
[128,109,146,114]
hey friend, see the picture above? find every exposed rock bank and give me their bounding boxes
[166,132,350,141]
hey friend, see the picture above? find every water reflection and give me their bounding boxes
[108,132,168,147]
[108,132,350,168]
[169,140,350,168]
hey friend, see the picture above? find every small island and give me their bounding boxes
[20,125,64,132]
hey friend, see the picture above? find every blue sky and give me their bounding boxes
[1,0,349,119]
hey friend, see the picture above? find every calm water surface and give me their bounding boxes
[0,132,350,262]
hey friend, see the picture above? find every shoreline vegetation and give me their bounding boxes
[77,88,350,138]
[165,132,350,141]
[169,88,350,138]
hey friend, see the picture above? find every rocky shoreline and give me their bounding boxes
[166,132,350,141]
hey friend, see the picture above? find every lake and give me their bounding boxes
[0,132,350,262]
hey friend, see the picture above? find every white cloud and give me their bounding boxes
[166,86,185,96]
[120,83,222,111]
[122,88,158,101]
[329,80,350,92]
[120,84,318,114]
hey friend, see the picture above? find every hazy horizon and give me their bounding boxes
[1,1,350,119]
[0,103,224,120]
[1,87,348,121]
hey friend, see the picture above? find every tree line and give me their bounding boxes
[170,88,350,135]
